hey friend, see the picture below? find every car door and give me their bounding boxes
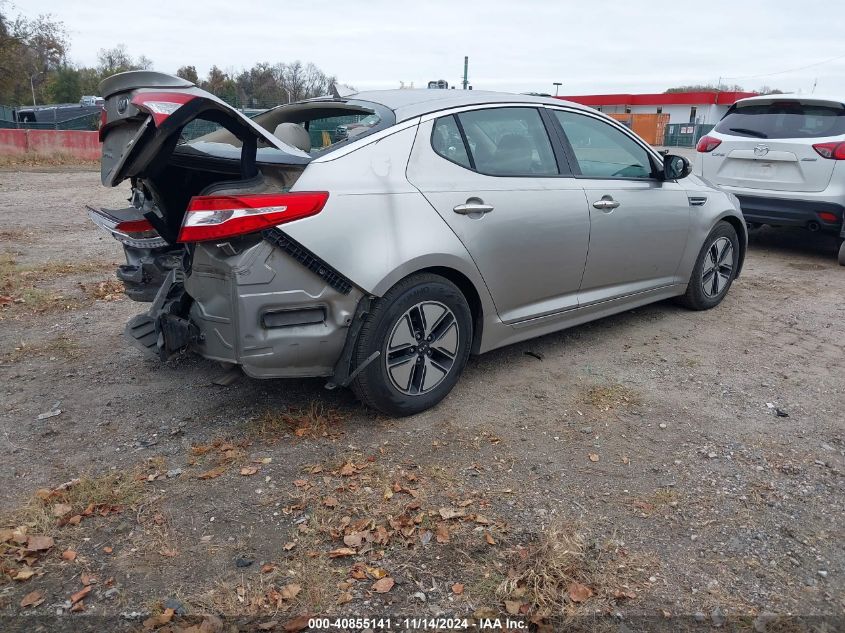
[548,108,691,306]
[406,106,590,324]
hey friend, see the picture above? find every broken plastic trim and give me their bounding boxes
[262,227,354,295]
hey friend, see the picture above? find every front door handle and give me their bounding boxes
[592,195,620,211]
[453,198,494,216]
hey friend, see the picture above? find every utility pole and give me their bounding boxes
[462,56,469,90]
[29,71,42,107]
[553,82,562,96]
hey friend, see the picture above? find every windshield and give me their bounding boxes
[714,101,845,139]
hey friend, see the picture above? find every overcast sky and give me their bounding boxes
[16,0,845,95]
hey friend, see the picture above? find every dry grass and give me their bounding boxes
[249,402,347,441]
[7,471,145,536]
[78,278,124,301]
[0,153,99,168]
[0,253,118,315]
[582,384,642,411]
[496,520,653,621]
[1,334,81,364]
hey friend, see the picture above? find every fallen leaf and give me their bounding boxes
[70,600,84,613]
[435,523,450,543]
[142,607,174,629]
[62,550,77,561]
[159,547,178,557]
[81,572,97,586]
[13,567,35,581]
[198,465,228,480]
[257,622,277,631]
[20,590,44,608]
[484,531,496,545]
[283,613,315,632]
[588,453,600,463]
[339,462,356,476]
[367,566,388,579]
[26,535,54,551]
[622,456,630,465]
[336,591,353,605]
[67,515,82,526]
[53,503,72,518]
[452,583,464,595]
[103,546,113,554]
[372,577,394,593]
[283,541,296,551]
[343,533,363,548]
[292,479,309,487]
[328,548,356,558]
[279,584,301,600]
[438,507,465,520]
[474,513,490,525]
[70,585,91,604]
[568,581,594,603]
[240,466,259,476]
[323,496,338,508]
[261,563,276,573]
[505,599,522,615]
[614,588,637,600]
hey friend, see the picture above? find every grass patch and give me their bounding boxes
[1,334,81,364]
[77,278,124,301]
[249,402,347,441]
[496,520,653,621]
[582,384,641,411]
[0,153,99,168]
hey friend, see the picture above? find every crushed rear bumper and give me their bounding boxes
[125,236,364,379]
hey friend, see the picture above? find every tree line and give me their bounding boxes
[0,6,339,108]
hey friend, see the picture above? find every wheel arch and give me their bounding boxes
[716,213,747,277]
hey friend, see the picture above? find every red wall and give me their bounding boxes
[557,91,758,107]
[0,129,101,161]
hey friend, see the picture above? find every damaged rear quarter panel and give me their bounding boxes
[186,239,362,378]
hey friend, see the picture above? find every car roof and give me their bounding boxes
[734,94,845,108]
[340,89,592,121]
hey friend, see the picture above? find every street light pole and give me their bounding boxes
[553,82,562,97]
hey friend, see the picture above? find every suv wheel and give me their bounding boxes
[678,221,740,310]
[351,273,472,416]
[838,238,845,266]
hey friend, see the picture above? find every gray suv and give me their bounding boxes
[90,71,746,416]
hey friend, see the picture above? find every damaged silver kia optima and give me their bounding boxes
[90,71,746,416]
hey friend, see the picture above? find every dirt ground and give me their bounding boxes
[0,167,843,632]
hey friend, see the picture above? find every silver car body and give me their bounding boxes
[92,75,746,383]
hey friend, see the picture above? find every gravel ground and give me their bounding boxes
[0,167,843,631]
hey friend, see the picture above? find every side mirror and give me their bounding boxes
[663,154,692,180]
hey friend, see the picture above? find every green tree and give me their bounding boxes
[45,64,80,102]
[176,64,199,83]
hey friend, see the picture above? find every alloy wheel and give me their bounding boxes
[385,301,460,396]
[701,236,734,298]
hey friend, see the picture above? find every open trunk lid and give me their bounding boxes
[99,70,312,188]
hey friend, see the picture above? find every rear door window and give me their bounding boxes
[431,115,472,168]
[553,110,654,179]
[456,107,558,176]
[714,102,845,139]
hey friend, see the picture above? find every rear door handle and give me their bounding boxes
[592,195,620,211]
[453,198,494,215]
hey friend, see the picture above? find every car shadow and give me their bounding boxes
[747,225,840,262]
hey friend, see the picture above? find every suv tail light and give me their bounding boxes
[696,135,722,153]
[812,141,845,160]
[178,192,329,243]
[130,92,196,126]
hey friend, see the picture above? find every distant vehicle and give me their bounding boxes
[427,80,449,89]
[333,113,381,142]
[695,94,845,264]
[79,95,105,107]
[90,71,746,416]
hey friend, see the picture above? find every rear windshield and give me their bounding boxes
[715,102,845,139]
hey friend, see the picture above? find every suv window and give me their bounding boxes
[432,115,471,168]
[456,107,558,176]
[553,110,653,179]
[714,101,845,139]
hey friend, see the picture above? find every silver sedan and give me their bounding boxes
[91,71,746,416]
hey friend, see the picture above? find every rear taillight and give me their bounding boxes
[696,135,722,153]
[818,211,839,223]
[178,192,329,243]
[812,141,845,160]
[98,106,107,141]
[114,218,156,234]
[130,92,195,126]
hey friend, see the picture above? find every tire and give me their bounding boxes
[351,273,472,417]
[838,239,845,266]
[678,221,740,310]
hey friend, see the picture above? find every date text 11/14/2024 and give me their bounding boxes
[307,616,528,630]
